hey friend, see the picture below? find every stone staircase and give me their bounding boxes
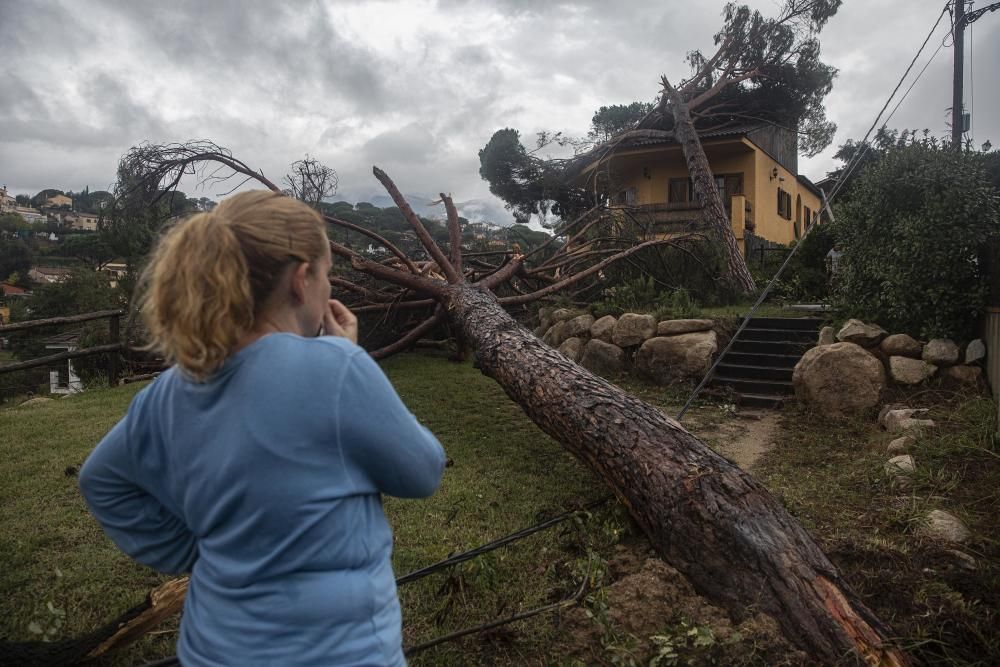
[710,317,824,409]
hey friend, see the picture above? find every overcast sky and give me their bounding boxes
[1,0,997,223]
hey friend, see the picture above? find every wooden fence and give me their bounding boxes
[983,307,1000,434]
[0,309,124,390]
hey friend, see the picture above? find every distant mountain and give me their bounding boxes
[333,192,516,227]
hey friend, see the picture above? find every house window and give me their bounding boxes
[615,188,637,205]
[668,178,691,204]
[777,188,792,220]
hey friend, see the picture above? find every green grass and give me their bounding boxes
[0,354,641,665]
[757,393,1000,666]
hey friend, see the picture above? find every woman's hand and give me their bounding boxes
[322,299,358,345]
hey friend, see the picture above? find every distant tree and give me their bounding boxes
[284,155,338,209]
[60,234,117,269]
[0,212,29,233]
[15,194,30,206]
[0,238,32,284]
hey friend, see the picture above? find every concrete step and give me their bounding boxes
[715,363,793,382]
[738,393,788,409]
[739,327,818,343]
[731,339,812,355]
[746,317,825,332]
[724,352,801,368]
[713,375,794,396]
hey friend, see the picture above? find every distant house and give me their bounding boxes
[64,211,100,231]
[0,282,31,299]
[100,259,127,288]
[12,206,46,224]
[43,330,84,395]
[28,266,73,284]
[44,193,72,208]
[569,123,825,255]
[0,186,17,213]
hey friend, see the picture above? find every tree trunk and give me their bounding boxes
[665,86,756,294]
[449,286,906,665]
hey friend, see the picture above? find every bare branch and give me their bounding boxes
[372,167,461,284]
[441,193,463,278]
[369,306,446,360]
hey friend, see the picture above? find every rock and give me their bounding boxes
[563,314,595,339]
[884,454,915,476]
[964,339,986,365]
[558,337,585,363]
[944,549,978,571]
[590,315,617,343]
[923,338,959,366]
[889,356,937,385]
[883,408,935,434]
[635,331,718,384]
[612,313,656,347]
[792,342,887,416]
[922,510,971,543]
[580,339,625,377]
[836,319,887,347]
[880,334,922,358]
[887,435,915,455]
[656,318,713,336]
[942,365,983,386]
[19,397,54,407]
[532,324,547,337]
[878,403,909,427]
[542,321,567,347]
[817,326,836,346]
[551,308,577,323]
[537,307,554,333]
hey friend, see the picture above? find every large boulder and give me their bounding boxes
[580,339,625,377]
[888,356,937,385]
[537,307,554,334]
[19,397,54,407]
[817,326,836,346]
[880,334,922,358]
[590,315,617,343]
[542,321,567,347]
[836,319,887,347]
[612,313,656,347]
[942,365,984,386]
[558,337,585,363]
[635,331,718,384]
[792,342,886,416]
[563,314,595,339]
[887,435,916,455]
[551,308,577,323]
[923,339,959,366]
[965,339,986,365]
[656,318,713,336]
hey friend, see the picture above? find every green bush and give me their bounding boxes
[832,144,999,339]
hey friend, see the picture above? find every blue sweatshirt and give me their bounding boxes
[79,334,446,666]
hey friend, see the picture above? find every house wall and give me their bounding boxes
[752,150,822,245]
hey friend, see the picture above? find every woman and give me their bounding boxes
[79,191,446,666]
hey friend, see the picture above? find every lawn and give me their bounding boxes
[1,353,997,666]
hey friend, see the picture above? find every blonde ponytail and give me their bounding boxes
[137,191,327,380]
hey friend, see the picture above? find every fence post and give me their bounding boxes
[108,314,120,387]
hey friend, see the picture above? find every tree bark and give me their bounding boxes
[448,286,906,665]
[664,84,756,294]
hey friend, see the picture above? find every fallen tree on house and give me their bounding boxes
[30,141,910,665]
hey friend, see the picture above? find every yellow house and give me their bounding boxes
[571,124,824,255]
[45,193,73,208]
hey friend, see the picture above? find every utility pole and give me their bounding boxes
[951,1,966,150]
[952,1,1000,151]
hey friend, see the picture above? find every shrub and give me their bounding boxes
[832,144,999,339]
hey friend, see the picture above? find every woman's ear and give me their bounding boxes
[290,262,310,304]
